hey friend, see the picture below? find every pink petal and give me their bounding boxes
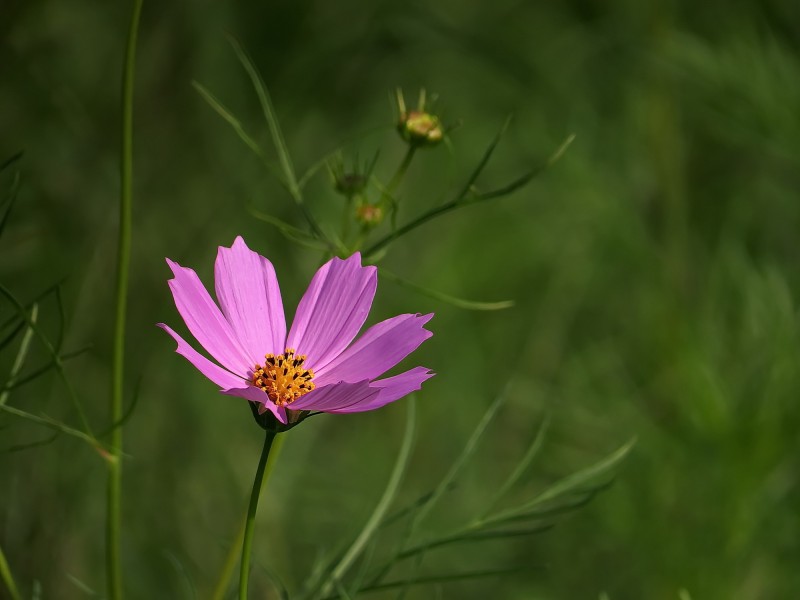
[315,313,433,386]
[215,237,286,360]
[158,323,246,390]
[166,259,252,374]
[329,367,434,413]
[222,385,288,424]
[286,254,377,372]
[288,380,380,412]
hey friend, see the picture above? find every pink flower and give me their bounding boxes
[158,237,434,424]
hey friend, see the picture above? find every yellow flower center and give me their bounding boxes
[251,348,316,407]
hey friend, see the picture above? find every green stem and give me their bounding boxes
[239,429,278,600]
[0,544,22,600]
[210,433,285,600]
[382,146,416,231]
[107,1,143,599]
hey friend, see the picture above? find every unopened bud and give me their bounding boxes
[334,173,368,197]
[356,203,384,227]
[398,111,444,146]
[395,88,444,147]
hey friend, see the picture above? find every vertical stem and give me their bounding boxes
[239,429,278,600]
[107,1,143,599]
[210,434,285,600]
[382,146,416,230]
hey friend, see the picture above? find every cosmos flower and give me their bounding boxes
[158,237,434,424]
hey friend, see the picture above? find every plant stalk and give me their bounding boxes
[107,1,143,598]
[239,429,278,600]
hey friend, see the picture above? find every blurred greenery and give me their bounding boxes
[3,0,800,598]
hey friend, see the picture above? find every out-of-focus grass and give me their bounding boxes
[2,0,800,598]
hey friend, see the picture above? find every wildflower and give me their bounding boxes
[158,237,434,425]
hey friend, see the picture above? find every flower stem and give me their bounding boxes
[210,433,285,600]
[107,1,143,599]
[382,146,416,230]
[238,429,278,600]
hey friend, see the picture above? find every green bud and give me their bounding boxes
[395,87,444,147]
[356,203,384,227]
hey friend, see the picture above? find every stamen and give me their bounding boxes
[251,348,315,407]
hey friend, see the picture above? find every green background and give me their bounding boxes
[2,0,800,598]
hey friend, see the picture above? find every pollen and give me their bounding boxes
[251,348,315,407]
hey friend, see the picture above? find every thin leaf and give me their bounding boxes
[6,431,61,453]
[0,404,100,449]
[526,438,636,507]
[227,35,328,242]
[248,207,330,251]
[0,283,94,437]
[379,268,513,311]
[410,391,507,532]
[317,397,417,598]
[192,81,286,186]
[395,524,553,561]
[480,414,551,517]
[0,543,22,600]
[0,303,38,407]
[363,128,574,260]
[98,374,144,437]
[469,134,576,204]
[0,346,91,394]
[355,567,525,595]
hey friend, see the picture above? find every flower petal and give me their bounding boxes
[328,367,434,413]
[215,236,286,359]
[166,259,251,374]
[286,253,377,372]
[158,323,245,390]
[222,385,288,424]
[288,380,380,412]
[315,313,433,385]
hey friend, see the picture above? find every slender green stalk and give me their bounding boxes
[211,433,285,600]
[239,429,278,600]
[107,1,143,598]
[381,146,415,232]
[0,544,22,600]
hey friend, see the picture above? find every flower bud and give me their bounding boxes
[356,203,384,227]
[334,173,368,197]
[398,111,444,146]
[395,88,444,147]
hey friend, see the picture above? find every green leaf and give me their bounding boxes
[379,268,514,311]
[192,81,287,186]
[248,207,330,251]
[226,35,329,243]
